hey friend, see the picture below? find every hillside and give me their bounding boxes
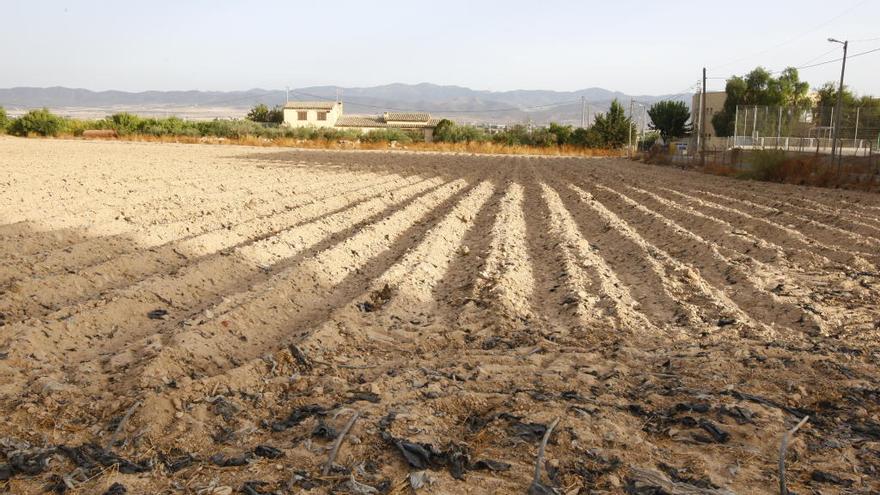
[0,84,692,124]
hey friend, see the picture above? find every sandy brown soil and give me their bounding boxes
[1,136,879,494]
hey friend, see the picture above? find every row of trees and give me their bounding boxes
[435,98,697,148]
[710,66,880,139]
[241,100,648,149]
[434,99,641,148]
[0,107,427,145]
[711,67,811,136]
[2,100,692,150]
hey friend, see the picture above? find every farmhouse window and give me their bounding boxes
[317,111,327,121]
[297,111,308,120]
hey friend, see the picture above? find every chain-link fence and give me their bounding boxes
[730,104,880,156]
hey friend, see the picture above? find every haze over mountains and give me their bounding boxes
[0,83,693,124]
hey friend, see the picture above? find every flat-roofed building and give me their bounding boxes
[283,101,442,141]
[691,91,727,140]
[282,101,343,128]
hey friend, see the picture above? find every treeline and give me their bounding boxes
[434,100,639,148]
[0,99,651,150]
[712,67,880,137]
[0,107,407,141]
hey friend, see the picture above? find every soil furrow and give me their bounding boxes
[121,179,468,391]
[0,174,425,323]
[592,184,816,338]
[0,178,447,397]
[682,188,880,260]
[660,186,877,271]
[3,141,880,495]
[565,184,729,334]
[540,182,660,335]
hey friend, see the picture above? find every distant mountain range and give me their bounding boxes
[0,84,693,124]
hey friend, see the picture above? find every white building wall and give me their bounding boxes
[283,103,342,128]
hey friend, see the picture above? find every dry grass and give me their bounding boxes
[52,133,622,158]
[642,149,880,193]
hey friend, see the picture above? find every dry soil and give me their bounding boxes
[1,137,879,494]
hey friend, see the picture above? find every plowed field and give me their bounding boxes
[1,137,879,494]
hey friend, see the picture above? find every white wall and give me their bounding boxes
[283,104,342,128]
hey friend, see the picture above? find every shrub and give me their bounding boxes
[360,128,417,144]
[246,104,284,124]
[0,107,8,133]
[548,123,573,145]
[528,127,558,147]
[65,118,111,136]
[571,127,603,148]
[129,116,199,137]
[196,119,266,139]
[739,150,786,181]
[492,125,530,146]
[107,113,143,135]
[8,108,65,136]
[432,120,491,143]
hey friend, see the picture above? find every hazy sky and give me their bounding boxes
[3,0,879,95]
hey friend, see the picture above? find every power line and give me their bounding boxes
[705,45,880,82]
[707,0,870,70]
[796,47,839,67]
[782,45,880,72]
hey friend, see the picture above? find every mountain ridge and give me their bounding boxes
[0,84,693,124]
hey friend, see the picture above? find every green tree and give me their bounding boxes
[813,83,880,142]
[815,81,857,109]
[547,122,573,145]
[0,106,9,133]
[9,108,65,136]
[267,105,284,123]
[433,119,456,141]
[246,103,271,122]
[592,99,635,148]
[647,100,691,142]
[773,68,811,107]
[571,127,602,147]
[711,66,810,136]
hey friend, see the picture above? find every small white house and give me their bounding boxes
[282,101,442,142]
[282,101,343,128]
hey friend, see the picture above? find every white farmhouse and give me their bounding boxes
[282,101,343,128]
[282,101,442,142]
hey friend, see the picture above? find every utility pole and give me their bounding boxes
[581,96,586,128]
[628,98,634,156]
[854,107,860,142]
[701,67,707,165]
[777,107,783,149]
[828,38,848,168]
[733,105,739,148]
[286,86,289,103]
